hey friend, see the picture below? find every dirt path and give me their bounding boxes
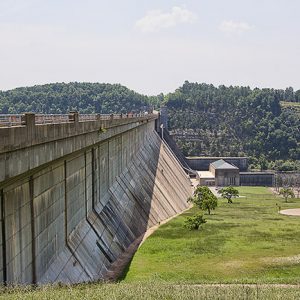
[279,208,300,216]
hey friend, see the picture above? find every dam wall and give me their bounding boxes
[0,113,192,284]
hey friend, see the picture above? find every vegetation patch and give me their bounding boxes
[122,187,300,284]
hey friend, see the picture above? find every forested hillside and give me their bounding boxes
[165,82,300,170]
[0,82,153,114]
[0,81,299,170]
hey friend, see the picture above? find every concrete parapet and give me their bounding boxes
[0,114,157,183]
[0,113,157,154]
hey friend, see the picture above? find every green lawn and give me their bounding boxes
[2,187,300,299]
[122,187,300,284]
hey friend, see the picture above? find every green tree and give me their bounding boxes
[201,195,218,215]
[184,213,206,230]
[188,186,218,214]
[218,186,239,204]
[279,187,295,202]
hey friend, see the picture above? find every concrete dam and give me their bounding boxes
[0,112,192,284]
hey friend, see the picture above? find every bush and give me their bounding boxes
[184,213,206,230]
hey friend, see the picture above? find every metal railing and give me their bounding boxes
[0,112,155,127]
[0,114,23,127]
[35,114,69,125]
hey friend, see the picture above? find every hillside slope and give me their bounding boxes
[0,82,152,114]
[165,82,300,167]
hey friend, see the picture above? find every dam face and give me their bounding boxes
[0,113,192,284]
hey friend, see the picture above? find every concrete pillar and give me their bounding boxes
[22,113,36,142]
[68,111,79,123]
[22,113,35,127]
[0,189,6,283]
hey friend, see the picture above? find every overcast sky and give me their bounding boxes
[0,0,299,95]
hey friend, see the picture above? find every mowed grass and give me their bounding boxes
[2,187,300,299]
[122,187,300,284]
[2,282,300,300]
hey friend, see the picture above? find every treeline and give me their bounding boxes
[0,82,154,114]
[165,81,300,170]
[0,81,299,170]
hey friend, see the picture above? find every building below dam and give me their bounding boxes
[159,106,275,187]
[0,112,192,285]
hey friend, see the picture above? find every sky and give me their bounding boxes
[0,0,299,95]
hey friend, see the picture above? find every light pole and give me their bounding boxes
[160,123,164,140]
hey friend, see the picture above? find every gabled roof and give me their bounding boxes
[210,159,239,170]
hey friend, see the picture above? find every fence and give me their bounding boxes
[0,112,152,127]
[0,115,23,127]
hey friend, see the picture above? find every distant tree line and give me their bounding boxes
[0,82,155,114]
[0,81,299,170]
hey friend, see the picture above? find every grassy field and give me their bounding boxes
[122,187,300,284]
[2,186,300,299]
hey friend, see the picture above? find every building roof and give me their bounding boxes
[210,159,239,170]
[197,171,215,179]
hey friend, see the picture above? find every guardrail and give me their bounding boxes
[0,112,153,127]
[0,115,23,127]
[35,114,70,125]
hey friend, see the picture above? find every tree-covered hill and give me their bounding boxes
[0,81,299,170]
[165,81,300,169]
[0,82,153,114]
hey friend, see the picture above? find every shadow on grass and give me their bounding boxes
[117,253,135,282]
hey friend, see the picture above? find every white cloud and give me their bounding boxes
[135,6,197,33]
[219,20,253,34]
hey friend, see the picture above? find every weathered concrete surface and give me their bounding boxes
[0,114,155,183]
[0,116,192,284]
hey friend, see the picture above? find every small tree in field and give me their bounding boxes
[184,213,206,230]
[218,186,239,203]
[188,186,218,214]
[279,187,295,202]
[201,195,218,215]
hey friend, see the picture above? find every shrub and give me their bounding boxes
[184,213,206,230]
[218,186,239,203]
